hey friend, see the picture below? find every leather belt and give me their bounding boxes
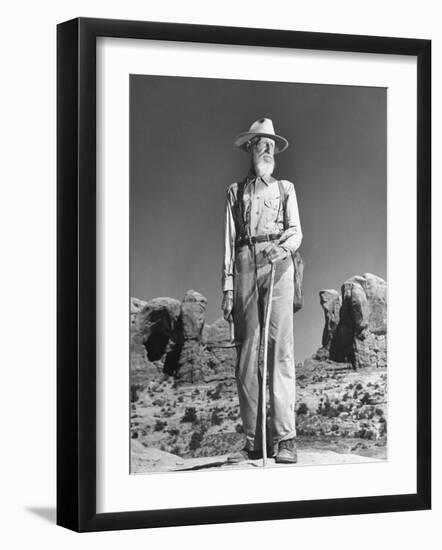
[236,233,281,247]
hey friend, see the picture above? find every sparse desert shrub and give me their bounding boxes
[319,402,339,418]
[362,429,374,440]
[177,396,184,403]
[235,423,244,434]
[171,445,182,456]
[189,429,205,450]
[360,392,372,405]
[154,420,167,431]
[211,409,224,426]
[296,402,308,415]
[378,417,387,435]
[131,431,138,439]
[207,384,223,400]
[130,384,140,403]
[181,407,197,423]
[168,427,180,436]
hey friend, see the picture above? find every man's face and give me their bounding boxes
[251,137,276,177]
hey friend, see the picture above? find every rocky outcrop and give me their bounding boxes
[176,290,207,383]
[136,297,182,359]
[319,273,387,369]
[203,317,237,387]
[131,298,149,371]
[131,296,183,380]
[132,271,386,384]
[319,290,341,350]
[131,290,237,385]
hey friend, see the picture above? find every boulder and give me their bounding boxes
[319,273,387,369]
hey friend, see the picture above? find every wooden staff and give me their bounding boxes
[262,262,276,467]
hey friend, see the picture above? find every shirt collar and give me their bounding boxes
[245,169,276,186]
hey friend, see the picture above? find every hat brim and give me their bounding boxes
[234,132,289,154]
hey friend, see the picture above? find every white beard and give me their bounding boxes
[254,157,275,179]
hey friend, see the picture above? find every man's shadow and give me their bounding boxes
[26,506,56,524]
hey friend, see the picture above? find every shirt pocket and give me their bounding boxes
[264,196,280,211]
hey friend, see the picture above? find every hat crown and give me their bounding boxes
[234,117,289,153]
[249,118,275,136]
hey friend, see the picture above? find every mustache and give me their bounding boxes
[259,154,274,163]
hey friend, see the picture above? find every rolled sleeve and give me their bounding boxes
[222,185,237,291]
[279,181,303,254]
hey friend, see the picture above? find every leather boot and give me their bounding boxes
[275,438,297,464]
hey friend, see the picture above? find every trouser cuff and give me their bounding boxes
[273,429,297,445]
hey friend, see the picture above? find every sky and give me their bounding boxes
[130,75,386,361]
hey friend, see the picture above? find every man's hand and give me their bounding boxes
[222,290,234,321]
[266,246,288,264]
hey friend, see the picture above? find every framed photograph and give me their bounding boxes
[57,17,431,532]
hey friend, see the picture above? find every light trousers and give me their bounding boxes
[233,242,296,452]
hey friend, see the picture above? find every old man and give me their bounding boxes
[222,118,302,464]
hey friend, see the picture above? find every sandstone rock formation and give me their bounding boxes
[319,289,341,350]
[203,317,238,387]
[130,298,149,371]
[130,296,182,381]
[319,273,387,369]
[176,290,207,383]
[131,271,386,383]
[131,290,237,385]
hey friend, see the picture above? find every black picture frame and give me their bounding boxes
[57,17,431,532]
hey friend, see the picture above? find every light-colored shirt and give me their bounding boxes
[222,173,303,291]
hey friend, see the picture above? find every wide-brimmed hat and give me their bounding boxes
[234,118,289,154]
